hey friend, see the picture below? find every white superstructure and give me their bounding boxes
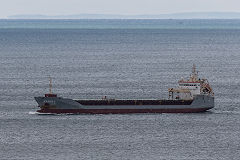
[169,64,214,100]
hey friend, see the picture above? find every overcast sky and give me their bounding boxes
[0,0,240,18]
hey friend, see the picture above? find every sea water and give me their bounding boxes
[0,19,240,159]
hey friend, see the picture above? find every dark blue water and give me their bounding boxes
[0,20,240,159]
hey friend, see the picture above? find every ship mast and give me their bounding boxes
[192,64,196,75]
[44,76,57,97]
[191,64,198,82]
[49,76,52,94]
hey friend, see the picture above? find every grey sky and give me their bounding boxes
[0,0,240,18]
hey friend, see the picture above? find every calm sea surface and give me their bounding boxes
[0,19,240,159]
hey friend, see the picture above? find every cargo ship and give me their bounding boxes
[35,65,214,114]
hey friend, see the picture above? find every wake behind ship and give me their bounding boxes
[34,65,214,114]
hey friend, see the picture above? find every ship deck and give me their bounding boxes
[75,99,193,106]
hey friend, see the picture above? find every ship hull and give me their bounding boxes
[34,94,214,114]
[37,107,212,114]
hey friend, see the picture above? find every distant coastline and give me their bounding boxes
[7,12,240,19]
